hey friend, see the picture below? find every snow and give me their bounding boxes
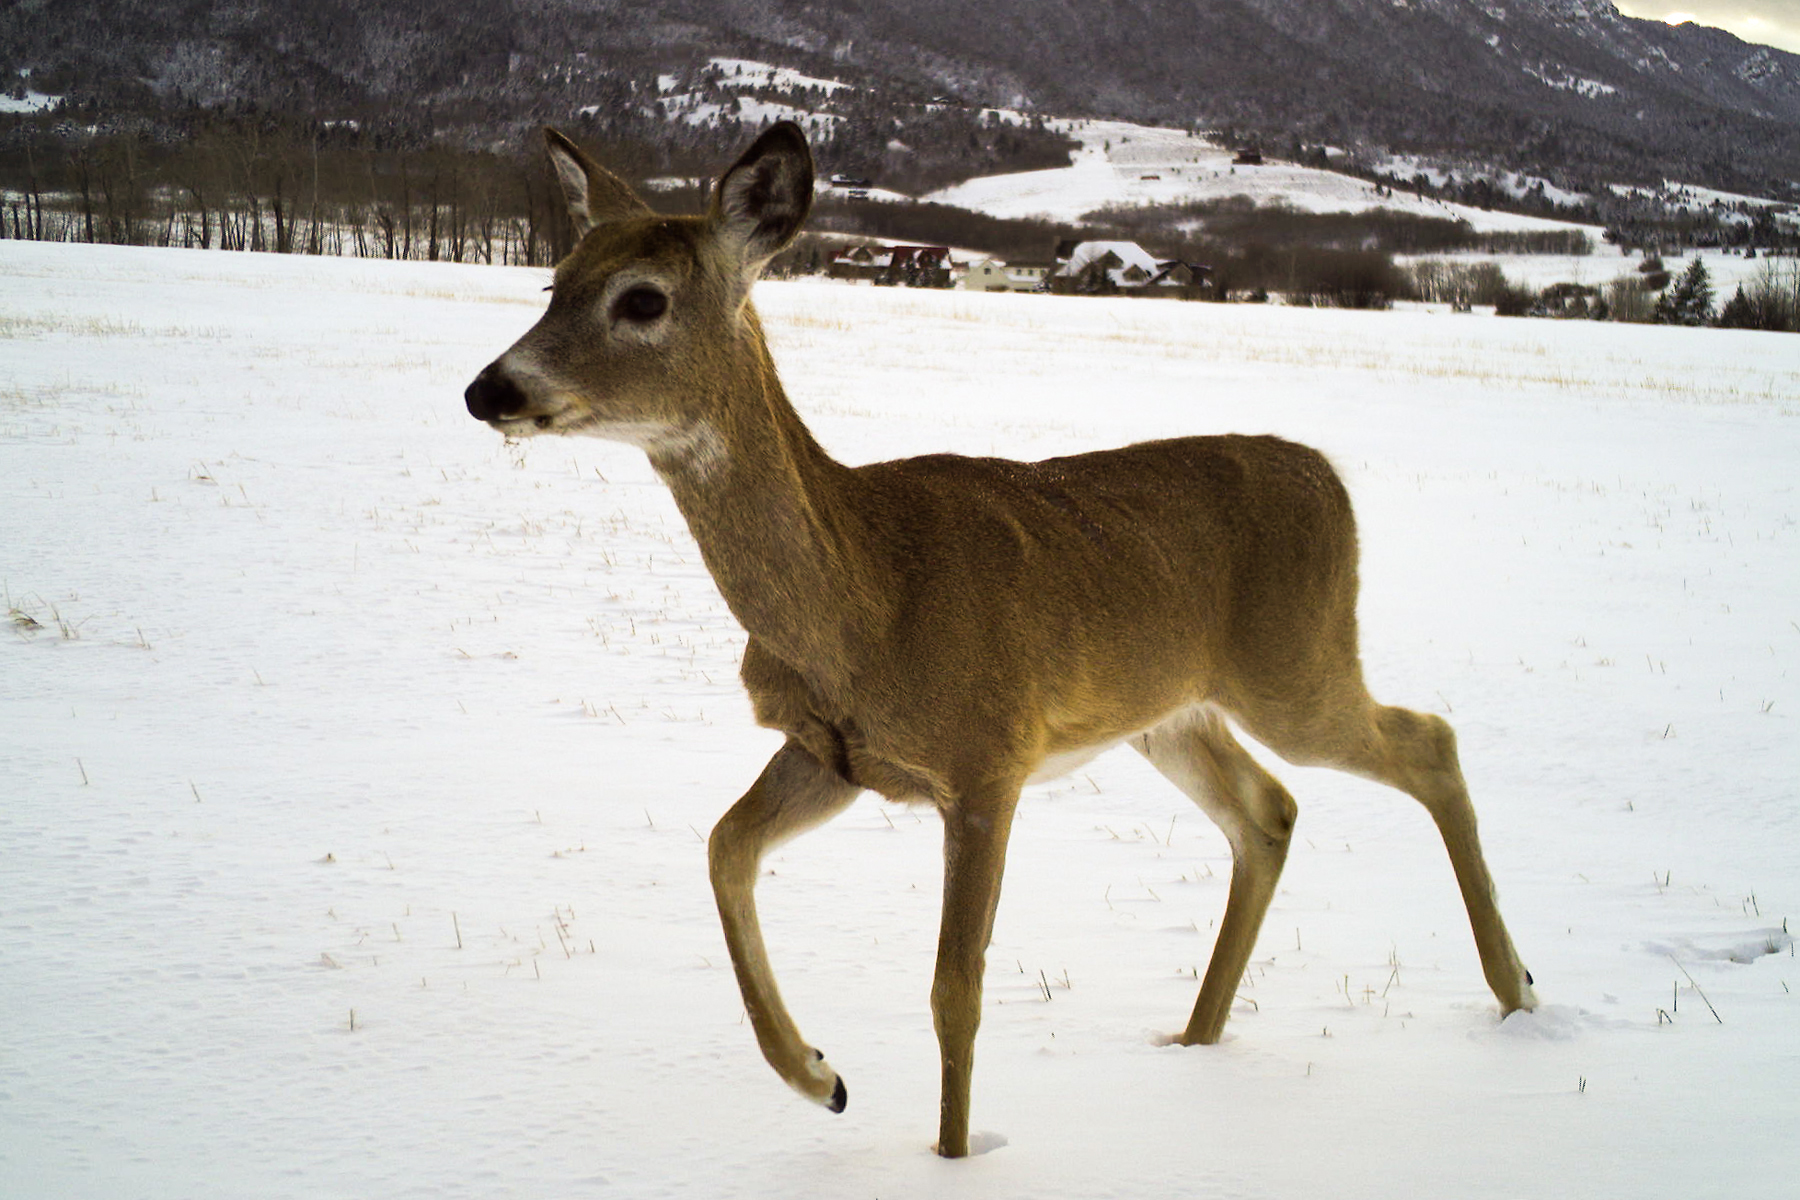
[646,59,852,136]
[1608,182,1748,210]
[1609,181,1800,233]
[928,118,1599,236]
[1523,64,1618,96]
[0,88,60,114]
[1381,154,1592,209]
[3,239,1799,1199]
[657,93,843,134]
[707,58,852,96]
[976,107,1033,127]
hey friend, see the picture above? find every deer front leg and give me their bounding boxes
[932,789,1020,1158]
[1136,712,1298,1046]
[709,739,861,1111]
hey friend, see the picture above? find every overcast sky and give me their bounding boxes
[1614,1,1800,54]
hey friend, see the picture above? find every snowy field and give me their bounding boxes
[3,240,1798,1199]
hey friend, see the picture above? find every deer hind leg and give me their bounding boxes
[709,739,861,1112]
[1247,692,1537,1017]
[1136,707,1299,1047]
[932,787,1020,1158]
[1351,704,1536,1014]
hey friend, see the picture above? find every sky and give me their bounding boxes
[1614,1,1800,54]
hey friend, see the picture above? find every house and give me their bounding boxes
[880,245,952,288]
[963,259,1013,292]
[826,244,882,281]
[826,244,953,288]
[963,258,1054,293]
[1052,241,1165,293]
[1147,261,1215,296]
[1050,241,1215,298]
[1232,147,1264,166]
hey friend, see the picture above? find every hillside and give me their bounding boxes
[929,118,1595,232]
[4,0,1800,197]
[754,0,1800,190]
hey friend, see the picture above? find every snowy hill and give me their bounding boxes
[929,118,1597,236]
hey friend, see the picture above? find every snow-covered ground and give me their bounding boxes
[1607,181,1800,238]
[647,57,852,139]
[653,92,845,138]
[705,58,852,96]
[1611,179,1797,215]
[0,88,60,114]
[1378,154,1592,209]
[3,240,1797,1200]
[929,119,1597,236]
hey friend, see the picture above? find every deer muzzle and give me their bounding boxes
[464,362,536,425]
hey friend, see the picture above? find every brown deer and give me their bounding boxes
[464,122,1536,1157]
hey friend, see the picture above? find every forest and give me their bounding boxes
[0,95,1076,265]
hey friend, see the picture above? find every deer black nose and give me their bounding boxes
[465,365,528,422]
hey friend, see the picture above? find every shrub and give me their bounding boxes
[1716,285,1757,329]
[1605,276,1659,323]
[1734,259,1800,331]
[1493,282,1537,317]
[1402,260,1515,307]
[1286,248,1400,308]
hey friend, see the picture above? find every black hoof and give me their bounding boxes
[1525,970,1535,986]
[828,1075,848,1113]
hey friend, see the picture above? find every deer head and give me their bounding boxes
[463,123,814,461]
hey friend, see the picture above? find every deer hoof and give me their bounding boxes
[805,1047,847,1113]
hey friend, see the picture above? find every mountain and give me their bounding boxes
[4,0,1798,193]
[661,0,1800,189]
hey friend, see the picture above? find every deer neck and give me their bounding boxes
[647,325,888,694]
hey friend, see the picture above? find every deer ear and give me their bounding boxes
[709,121,814,271]
[544,127,650,237]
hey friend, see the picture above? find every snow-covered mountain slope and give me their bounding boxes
[930,119,1598,235]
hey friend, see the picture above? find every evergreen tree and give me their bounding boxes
[1713,286,1756,331]
[1716,284,1755,329]
[1655,257,1714,326]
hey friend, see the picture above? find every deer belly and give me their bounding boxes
[1026,739,1125,785]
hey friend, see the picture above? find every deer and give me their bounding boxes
[464,121,1537,1158]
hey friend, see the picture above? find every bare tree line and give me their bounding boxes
[1402,254,1800,330]
[1,120,581,266]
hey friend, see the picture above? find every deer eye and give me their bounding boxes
[613,286,668,324]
